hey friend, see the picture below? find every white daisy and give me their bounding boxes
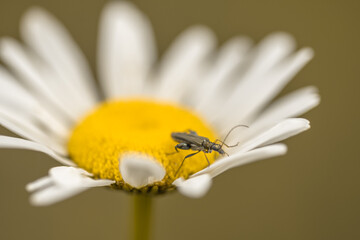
[0,1,319,207]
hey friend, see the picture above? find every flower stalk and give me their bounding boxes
[132,194,153,240]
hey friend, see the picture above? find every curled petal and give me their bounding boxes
[0,136,73,165]
[173,174,212,198]
[27,166,115,206]
[193,144,288,178]
[119,152,166,188]
[236,118,310,153]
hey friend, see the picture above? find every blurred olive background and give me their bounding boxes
[0,0,359,239]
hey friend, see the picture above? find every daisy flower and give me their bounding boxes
[0,1,319,208]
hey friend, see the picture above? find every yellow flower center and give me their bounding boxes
[68,99,218,193]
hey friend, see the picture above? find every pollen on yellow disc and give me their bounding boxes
[68,99,218,192]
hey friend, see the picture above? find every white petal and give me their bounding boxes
[255,86,320,127]
[240,32,296,80]
[30,185,87,206]
[223,87,319,144]
[0,66,37,112]
[0,104,57,145]
[236,118,310,153]
[26,176,52,192]
[212,33,296,122]
[34,59,93,119]
[0,37,78,122]
[27,166,115,206]
[235,86,320,142]
[0,67,70,138]
[209,33,313,130]
[245,47,314,119]
[0,136,73,165]
[0,69,69,140]
[194,36,253,114]
[154,26,216,102]
[0,113,67,155]
[21,7,98,106]
[49,167,92,187]
[219,47,314,129]
[98,1,156,98]
[173,174,212,198]
[49,166,114,187]
[193,144,287,178]
[119,153,165,188]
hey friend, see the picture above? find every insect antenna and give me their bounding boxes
[220,124,249,149]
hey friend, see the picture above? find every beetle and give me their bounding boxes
[171,124,248,176]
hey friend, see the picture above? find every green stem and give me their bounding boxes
[132,194,152,240]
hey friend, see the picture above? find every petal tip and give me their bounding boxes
[103,0,142,18]
[21,6,51,27]
[276,143,288,154]
[269,31,295,41]
[264,31,296,49]
[185,25,216,42]
[300,47,315,60]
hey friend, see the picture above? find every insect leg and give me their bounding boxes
[202,151,210,167]
[175,150,201,176]
[166,143,190,156]
[175,143,191,152]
